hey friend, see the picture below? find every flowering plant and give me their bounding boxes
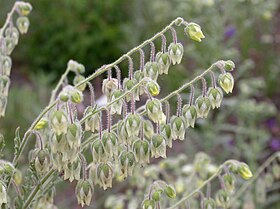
[2,2,275,209]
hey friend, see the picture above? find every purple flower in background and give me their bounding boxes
[224,26,236,39]
[269,137,280,151]
[266,118,277,129]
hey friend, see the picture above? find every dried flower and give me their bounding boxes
[96,162,114,190]
[168,43,184,65]
[155,52,171,74]
[182,104,197,128]
[170,116,186,140]
[151,134,166,158]
[118,150,136,178]
[146,99,166,124]
[144,62,159,81]
[75,179,93,207]
[133,139,150,164]
[50,110,68,135]
[207,87,223,109]
[195,96,211,118]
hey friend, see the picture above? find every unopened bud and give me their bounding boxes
[16,17,30,34]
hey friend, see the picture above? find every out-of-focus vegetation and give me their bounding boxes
[0,0,279,208]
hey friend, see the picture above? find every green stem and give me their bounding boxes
[74,17,185,89]
[22,169,56,209]
[167,160,233,209]
[49,67,71,105]
[231,151,280,203]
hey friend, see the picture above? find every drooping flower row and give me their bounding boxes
[0,2,32,117]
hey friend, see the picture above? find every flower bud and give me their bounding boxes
[59,90,69,102]
[96,162,114,190]
[50,110,68,135]
[110,89,124,115]
[146,99,166,124]
[151,134,166,158]
[63,158,81,182]
[146,80,160,97]
[195,95,211,118]
[237,163,253,180]
[16,17,30,34]
[0,181,7,206]
[118,150,136,178]
[50,133,67,154]
[133,139,150,164]
[161,123,174,148]
[224,60,235,71]
[34,149,51,175]
[143,120,154,140]
[152,189,163,202]
[155,52,171,74]
[67,123,82,149]
[75,179,93,207]
[51,152,64,172]
[223,174,235,193]
[123,78,140,101]
[70,88,83,104]
[84,107,99,132]
[117,120,130,145]
[182,104,197,128]
[170,116,186,140]
[204,198,216,209]
[5,27,19,45]
[0,161,14,175]
[142,199,155,209]
[17,2,32,16]
[1,56,12,76]
[102,131,118,159]
[218,73,234,94]
[124,113,141,137]
[35,118,48,130]
[207,87,223,109]
[102,78,118,101]
[67,60,85,74]
[185,23,205,42]
[168,42,184,65]
[0,95,7,117]
[164,185,176,198]
[92,139,106,163]
[215,190,230,208]
[144,62,159,81]
[73,75,86,91]
[0,75,10,96]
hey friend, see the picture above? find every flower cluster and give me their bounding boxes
[0,11,241,208]
[0,1,32,117]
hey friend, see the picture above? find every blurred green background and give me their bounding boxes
[0,0,280,208]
